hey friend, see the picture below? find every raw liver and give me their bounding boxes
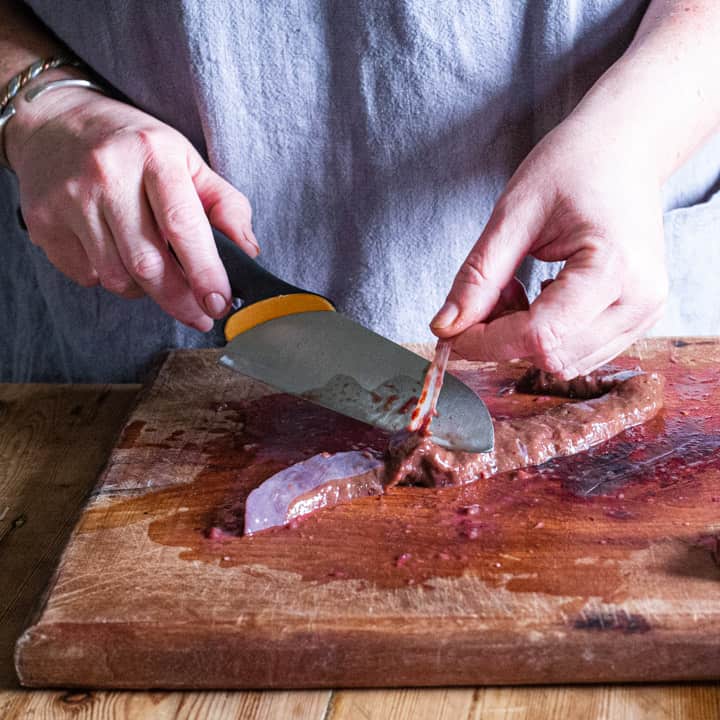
[14,340,720,688]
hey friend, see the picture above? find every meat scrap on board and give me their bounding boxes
[244,365,664,534]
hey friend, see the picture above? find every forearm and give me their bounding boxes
[569,0,720,184]
[0,0,69,83]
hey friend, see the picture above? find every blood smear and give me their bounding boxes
[407,339,452,433]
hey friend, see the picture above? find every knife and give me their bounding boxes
[214,229,494,452]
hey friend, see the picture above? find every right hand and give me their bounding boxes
[6,85,258,332]
[430,110,667,379]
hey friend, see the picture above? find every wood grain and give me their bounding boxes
[329,684,720,720]
[14,339,720,688]
[2,685,720,720]
[0,688,331,719]
[1,345,719,718]
[0,383,140,688]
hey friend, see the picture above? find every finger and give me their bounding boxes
[539,303,649,378]
[452,310,532,362]
[559,304,665,379]
[103,193,215,332]
[452,246,623,366]
[144,155,231,318]
[191,158,259,258]
[74,208,145,299]
[484,277,530,322]
[520,246,622,346]
[431,189,548,337]
[39,232,99,288]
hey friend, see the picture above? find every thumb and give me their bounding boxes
[430,191,546,337]
[191,159,260,258]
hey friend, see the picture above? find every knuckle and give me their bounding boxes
[64,180,97,216]
[129,249,165,282]
[525,317,564,364]
[63,178,82,202]
[75,272,100,288]
[122,285,146,300]
[457,255,492,288]
[161,202,205,240]
[135,127,168,156]
[86,147,116,184]
[78,193,97,218]
[101,272,136,295]
[186,262,221,290]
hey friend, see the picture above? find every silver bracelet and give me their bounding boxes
[25,78,107,103]
[0,54,79,109]
[0,104,17,168]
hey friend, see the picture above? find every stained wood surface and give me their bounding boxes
[0,383,139,687]
[1,341,719,717]
[13,339,720,689]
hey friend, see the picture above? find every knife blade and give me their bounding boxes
[214,229,494,452]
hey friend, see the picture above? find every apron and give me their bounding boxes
[2,0,718,381]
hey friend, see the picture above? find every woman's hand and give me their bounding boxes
[7,88,258,331]
[431,112,668,379]
[432,0,720,379]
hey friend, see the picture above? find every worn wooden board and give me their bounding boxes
[0,384,140,688]
[13,339,720,688]
[4,377,719,716]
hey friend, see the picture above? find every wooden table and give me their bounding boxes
[1,346,719,718]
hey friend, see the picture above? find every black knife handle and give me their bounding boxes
[213,228,309,306]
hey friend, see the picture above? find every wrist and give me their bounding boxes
[4,66,99,170]
[566,58,664,185]
[569,38,720,186]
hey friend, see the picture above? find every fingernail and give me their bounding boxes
[204,292,228,316]
[431,301,459,329]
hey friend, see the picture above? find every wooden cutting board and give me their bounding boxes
[14,339,720,689]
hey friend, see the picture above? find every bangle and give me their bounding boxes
[24,77,107,104]
[0,102,18,168]
[0,54,84,170]
[0,55,81,109]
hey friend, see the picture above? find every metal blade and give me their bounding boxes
[219,311,493,452]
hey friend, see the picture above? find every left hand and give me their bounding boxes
[430,112,668,380]
[8,86,258,332]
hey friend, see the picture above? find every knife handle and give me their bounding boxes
[213,229,335,341]
[214,228,307,305]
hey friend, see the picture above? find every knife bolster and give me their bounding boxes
[224,293,336,341]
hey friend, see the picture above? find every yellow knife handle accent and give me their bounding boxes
[224,293,336,341]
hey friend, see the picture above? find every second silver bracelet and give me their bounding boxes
[24,78,108,103]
